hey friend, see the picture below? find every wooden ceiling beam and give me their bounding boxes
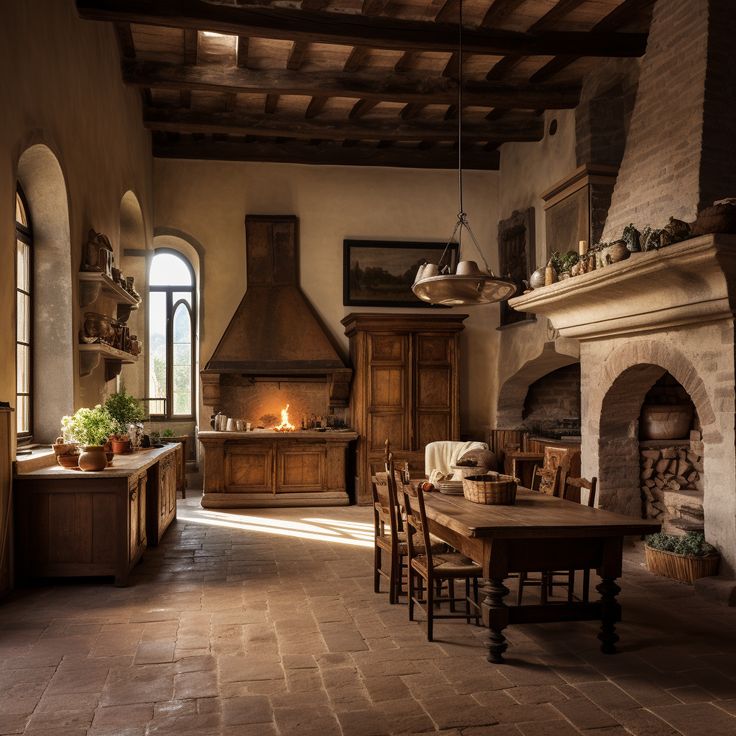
[143,107,544,143]
[361,0,391,15]
[152,137,501,170]
[349,99,379,119]
[480,0,526,29]
[123,60,581,108]
[237,35,249,67]
[77,0,648,57]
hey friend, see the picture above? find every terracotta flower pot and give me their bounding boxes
[78,445,108,472]
[57,454,80,469]
[110,437,132,455]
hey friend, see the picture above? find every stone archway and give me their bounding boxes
[584,340,722,542]
[17,144,73,443]
[496,341,579,428]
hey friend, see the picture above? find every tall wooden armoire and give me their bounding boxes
[342,313,467,505]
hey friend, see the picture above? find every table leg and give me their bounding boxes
[597,576,621,654]
[485,577,510,663]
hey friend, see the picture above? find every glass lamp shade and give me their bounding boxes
[412,260,517,306]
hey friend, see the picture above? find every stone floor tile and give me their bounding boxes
[506,685,571,705]
[515,723,580,736]
[174,670,219,699]
[273,706,342,736]
[667,684,716,703]
[134,640,175,665]
[552,697,620,730]
[0,715,28,736]
[572,680,641,711]
[612,675,682,707]
[650,702,736,736]
[91,703,153,731]
[220,695,273,725]
[609,707,682,736]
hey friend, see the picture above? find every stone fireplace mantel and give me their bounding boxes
[509,234,736,595]
[509,234,736,340]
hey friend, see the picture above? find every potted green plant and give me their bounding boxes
[104,387,145,454]
[550,250,579,280]
[60,406,115,471]
[645,532,720,584]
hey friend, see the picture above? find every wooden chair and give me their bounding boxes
[530,463,563,496]
[402,484,481,641]
[517,476,599,605]
[371,469,406,605]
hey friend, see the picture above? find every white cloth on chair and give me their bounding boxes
[425,440,488,484]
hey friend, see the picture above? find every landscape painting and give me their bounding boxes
[343,240,458,307]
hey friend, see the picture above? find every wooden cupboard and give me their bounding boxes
[342,313,467,504]
[146,448,178,546]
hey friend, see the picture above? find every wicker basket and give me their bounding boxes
[462,473,517,505]
[645,545,720,584]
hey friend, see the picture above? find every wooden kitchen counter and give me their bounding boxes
[199,429,358,508]
[14,445,179,586]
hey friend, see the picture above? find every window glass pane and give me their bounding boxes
[17,241,29,292]
[16,292,30,344]
[149,252,192,286]
[172,291,192,308]
[15,192,26,226]
[148,291,167,412]
[172,304,192,415]
[16,396,29,435]
[16,345,29,393]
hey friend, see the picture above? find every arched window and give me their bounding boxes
[148,250,195,418]
[15,186,33,440]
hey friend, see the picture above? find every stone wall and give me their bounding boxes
[522,364,581,431]
[602,0,736,238]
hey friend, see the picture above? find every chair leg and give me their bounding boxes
[473,577,480,626]
[388,550,397,605]
[567,570,574,603]
[449,579,456,612]
[408,567,415,621]
[465,578,471,624]
[426,577,434,642]
[435,579,443,610]
[517,572,526,606]
[374,545,381,594]
[582,568,591,603]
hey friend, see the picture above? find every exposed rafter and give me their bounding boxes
[123,60,581,109]
[143,108,545,143]
[152,136,501,170]
[76,0,648,57]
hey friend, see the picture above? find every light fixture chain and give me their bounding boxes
[457,0,463,220]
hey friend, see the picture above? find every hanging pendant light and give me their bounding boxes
[412,0,516,307]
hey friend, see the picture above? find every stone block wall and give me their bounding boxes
[602,0,709,237]
[522,363,581,431]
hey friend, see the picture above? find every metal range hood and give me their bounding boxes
[201,215,352,408]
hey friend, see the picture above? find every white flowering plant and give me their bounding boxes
[60,405,115,447]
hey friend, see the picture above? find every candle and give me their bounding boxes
[579,239,588,256]
[544,263,556,286]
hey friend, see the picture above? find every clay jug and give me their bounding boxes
[78,445,108,472]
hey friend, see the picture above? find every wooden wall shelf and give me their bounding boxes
[79,271,140,310]
[79,343,138,381]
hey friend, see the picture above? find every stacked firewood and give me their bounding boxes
[640,431,704,528]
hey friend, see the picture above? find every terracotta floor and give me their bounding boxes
[1,492,735,736]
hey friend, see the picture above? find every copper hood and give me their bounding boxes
[201,215,352,408]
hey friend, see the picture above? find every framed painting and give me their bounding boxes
[498,207,535,327]
[343,240,458,307]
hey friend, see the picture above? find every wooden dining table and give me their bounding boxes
[420,488,661,663]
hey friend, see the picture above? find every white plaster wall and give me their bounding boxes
[492,110,579,427]
[153,159,500,437]
[0,0,153,444]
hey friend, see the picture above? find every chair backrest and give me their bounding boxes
[563,476,598,508]
[384,453,405,534]
[531,464,562,496]
[401,483,434,568]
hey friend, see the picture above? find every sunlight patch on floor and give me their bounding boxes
[178,507,374,548]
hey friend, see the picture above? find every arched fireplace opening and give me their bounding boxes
[639,373,702,533]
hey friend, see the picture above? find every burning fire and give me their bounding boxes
[274,404,296,432]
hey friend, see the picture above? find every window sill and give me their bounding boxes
[15,446,55,474]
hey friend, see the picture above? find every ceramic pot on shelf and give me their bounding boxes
[110,437,132,454]
[78,445,108,472]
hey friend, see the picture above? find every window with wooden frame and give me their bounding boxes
[148,250,195,419]
[15,186,33,441]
